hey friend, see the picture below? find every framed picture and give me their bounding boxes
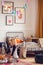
[2,1,14,14]
[15,7,26,24]
[6,15,13,25]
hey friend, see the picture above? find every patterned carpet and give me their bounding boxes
[0,60,32,65]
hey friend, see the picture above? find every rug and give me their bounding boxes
[0,60,32,65]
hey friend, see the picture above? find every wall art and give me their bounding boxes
[2,1,14,14]
[15,7,26,24]
[6,15,13,25]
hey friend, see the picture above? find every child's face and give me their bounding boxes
[0,48,2,53]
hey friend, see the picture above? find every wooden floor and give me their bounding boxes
[20,57,43,65]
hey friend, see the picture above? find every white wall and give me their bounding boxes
[0,0,38,42]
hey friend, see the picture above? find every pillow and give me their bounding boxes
[15,38,23,44]
[39,38,43,48]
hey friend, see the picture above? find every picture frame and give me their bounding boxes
[15,7,26,24]
[2,1,14,14]
[6,15,13,25]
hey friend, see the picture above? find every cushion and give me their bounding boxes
[39,38,43,48]
[15,38,23,43]
[14,38,23,45]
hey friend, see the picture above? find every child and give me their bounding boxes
[4,37,19,62]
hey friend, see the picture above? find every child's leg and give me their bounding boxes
[11,45,16,56]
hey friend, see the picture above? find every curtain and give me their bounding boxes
[36,0,43,37]
[38,0,43,37]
